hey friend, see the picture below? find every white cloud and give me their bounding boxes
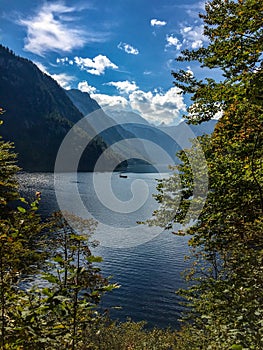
[33,61,75,89]
[182,26,192,34]
[74,55,118,75]
[91,94,129,109]
[166,35,182,50]
[117,42,139,55]
[91,86,186,125]
[107,80,138,94]
[165,24,206,52]
[56,57,74,65]
[33,61,48,74]
[180,24,206,49]
[150,19,167,27]
[191,40,203,49]
[185,1,206,18]
[18,2,106,56]
[129,87,186,124]
[51,73,74,90]
[213,110,223,120]
[78,81,97,94]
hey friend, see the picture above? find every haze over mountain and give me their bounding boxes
[0,45,217,172]
[66,90,217,171]
[65,89,152,167]
[108,108,217,167]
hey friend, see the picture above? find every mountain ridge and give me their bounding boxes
[0,45,120,172]
[0,44,218,172]
[65,89,152,167]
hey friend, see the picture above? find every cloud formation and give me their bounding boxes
[51,73,75,90]
[166,34,182,50]
[107,80,138,94]
[91,86,186,125]
[91,94,129,110]
[56,57,74,65]
[34,61,75,90]
[185,1,206,18]
[180,24,205,49]
[129,87,186,124]
[18,2,106,55]
[78,81,97,94]
[117,42,139,55]
[74,55,118,75]
[166,24,206,51]
[150,19,167,27]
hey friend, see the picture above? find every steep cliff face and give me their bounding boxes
[65,89,101,115]
[0,45,119,171]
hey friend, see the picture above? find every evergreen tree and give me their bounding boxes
[0,109,48,348]
[150,0,263,348]
[0,107,20,215]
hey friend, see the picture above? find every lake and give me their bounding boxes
[18,172,190,329]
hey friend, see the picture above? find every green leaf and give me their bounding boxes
[86,255,103,263]
[103,283,120,291]
[19,197,28,204]
[17,206,26,213]
[42,273,60,284]
[53,255,64,263]
[230,345,243,350]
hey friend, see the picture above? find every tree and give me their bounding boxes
[150,0,263,348]
[0,107,20,214]
[0,110,116,349]
[0,109,49,348]
[19,211,117,350]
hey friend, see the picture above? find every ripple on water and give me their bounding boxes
[17,172,190,329]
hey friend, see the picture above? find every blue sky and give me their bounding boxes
[0,0,213,125]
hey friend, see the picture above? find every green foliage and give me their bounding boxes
[31,211,117,350]
[79,319,180,350]
[150,0,263,349]
[173,0,263,124]
[0,112,49,349]
[0,110,119,349]
[0,209,119,350]
[0,110,20,213]
[0,108,189,350]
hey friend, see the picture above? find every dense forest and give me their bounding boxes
[0,0,262,349]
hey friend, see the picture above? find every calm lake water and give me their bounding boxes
[18,172,190,329]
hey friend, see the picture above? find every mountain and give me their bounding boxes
[66,89,152,167]
[65,91,217,171]
[0,44,217,172]
[159,119,218,148]
[0,45,120,172]
[108,109,218,168]
[65,89,101,115]
[159,119,217,138]
[106,109,150,126]
[107,109,177,166]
